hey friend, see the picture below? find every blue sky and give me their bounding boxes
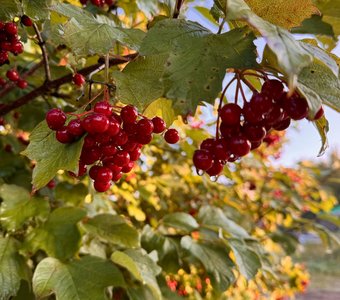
[186,1,340,166]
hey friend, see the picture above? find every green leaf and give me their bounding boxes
[23,0,52,20]
[198,206,249,238]
[0,237,28,300]
[138,19,257,113]
[143,98,176,127]
[314,0,340,36]
[55,182,88,206]
[162,212,199,233]
[25,207,86,260]
[217,0,313,88]
[314,115,329,156]
[194,6,219,25]
[50,3,145,55]
[292,14,335,37]
[0,0,20,20]
[21,120,84,190]
[113,54,167,110]
[0,184,49,230]
[111,249,162,300]
[181,236,235,292]
[83,214,140,248]
[227,239,261,280]
[33,256,125,300]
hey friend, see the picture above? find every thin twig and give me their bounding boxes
[240,75,258,93]
[217,18,226,34]
[33,23,51,82]
[173,0,184,18]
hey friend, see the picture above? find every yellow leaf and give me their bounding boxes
[245,0,319,29]
[143,98,176,127]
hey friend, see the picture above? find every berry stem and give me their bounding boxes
[215,76,237,139]
[235,76,240,104]
[238,76,248,104]
[240,75,258,93]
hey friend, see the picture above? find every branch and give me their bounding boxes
[0,53,138,116]
[33,23,51,82]
[173,0,184,18]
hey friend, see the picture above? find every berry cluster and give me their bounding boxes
[0,16,32,89]
[45,102,179,192]
[194,76,324,177]
[79,0,114,7]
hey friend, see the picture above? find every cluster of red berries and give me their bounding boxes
[79,0,114,7]
[0,16,32,89]
[193,78,324,176]
[45,102,179,192]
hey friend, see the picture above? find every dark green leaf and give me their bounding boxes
[162,212,199,233]
[23,0,52,20]
[21,121,84,190]
[83,214,140,248]
[0,0,20,20]
[292,14,335,36]
[33,256,125,300]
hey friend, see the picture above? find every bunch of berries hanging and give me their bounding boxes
[193,71,324,177]
[45,101,179,192]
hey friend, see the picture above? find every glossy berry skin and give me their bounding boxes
[17,79,28,89]
[200,138,215,152]
[21,15,33,27]
[283,93,309,120]
[101,143,117,156]
[95,166,113,182]
[193,149,213,171]
[94,180,111,192]
[273,118,291,131]
[46,108,67,130]
[220,122,241,139]
[107,118,120,136]
[206,161,223,176]
[113,150,130,167]
[164,129,179,144]
[67,119,84,137]
[312,107,324,121]
[261,79,284,99]
[114,130,128,146]
[94,101,112,116]
[82,113,109,134]
[0,51,9,63]
[136,133,153,145]
[242,102,264,124]
[5,23,17,35]
[72,73,85,86]
[11,42,24,54]
[56,127,74,144]
[229,135,251,157]
[152,117,166,133]
[91,0,102,6]
[136,118,154,135]
[121,105,138,124]
[129,148,141,161]
[219,103,242,126]
[122,161,134,173]
[80,147,101,165]
[249,93,273,115]
[213,139,229,161]
[112,172,122,182]
[6,69,19,81]
[242,123,266,142]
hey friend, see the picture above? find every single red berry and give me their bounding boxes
[261,79,284,100]
[206,161,223,176]
[6,69,19,81]
[219,122,241,139]
[219,103,242,126]
[5,23,18,35]
[93,133,111,144]
[122,141,138,152]
[47,179,56,189]
[106,118,120,136]
[94,180,111,192]
[72,73,86,87]
[121,105,138,124]
[11,42,24,54]
[113,150,130,167]
[0,51,9,64]
[91,0,102,6]
[101,143,117,156]
[136,133,152,145]
[152,117,166,133]
[95,166,113,182]
[16,79,28,89]
[121,161,134,173]
[136,118,154,136]
[21,15,33,26]
[164,128,179,144]
[112,172,122,182]
[242,102,264,124]
[94,101,112,116]
[46,108,67,130]
[264,104,284,125]
[273,118,291,131]
[78,162,87,177]
[0,21,5,30]
[229,135,251,157]
[242,123,266,142]
[82,113,109,134]
[283,93,309,120]
[56,127,74,144]
[67,119,85,137]
[129,148,141,161]
[250,140,262,150]
[83,135,96,148]
[193,149,213,171]
[200,138,215,152]
[0,42,12,52]
[212,139,229,161]
[80,147,101,165]
[114,130,128,146]
[249,93,273,116]
[103,158,122,174]
[311,107,324,121]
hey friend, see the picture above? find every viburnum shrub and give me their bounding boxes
[0,0,339,300]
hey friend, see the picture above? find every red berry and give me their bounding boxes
[80,147,101,165]
[229,135,251,157]
[78,162,87,177]
[219,122,241,139]
[5,23,18,35]
[212,139,229,161]
[103,158,122,174]
[94,101,112,116]
[83,135,96,148]
[113,150,130,167]
[152,117,166,133]
[56,127,74,144]
[136,133,152,145]
[273,118,291,131]
[21,15,33,27]
[242,123,266,142]
[206,161,223,176]
[0,51,9,63]
[72,73,85,86]
[164,128,179,144]
[0,77,7,86]
[242,101,264,124]
[17,79,28,89]
[101,143,117,156]
[219,103,242,126]
[47,179,56,189]
[114,130,128,146]
[121,161,134,173]
[312,107,324,120]
[80,0,88,5]
[67,119,85,137]
[200,138,215,152]
[264,105,284,125]
[193,149,213,171]
[283,93,309,120]
[6,69,19,81]
[46,108,67,130]
[129,148,141,161]
[136,118,154,136]
[112,172,122,182]
[95,166,113,182]
[82,113,109,134]
[107,118,120,136]
[91,0,102,6]
[249,93,273,116]
[250,140,261,150]
[94,180,111,192]
[11,42,24,54]
[122,141,138,152]
[121,105,138,124]
[261,79,284,100]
